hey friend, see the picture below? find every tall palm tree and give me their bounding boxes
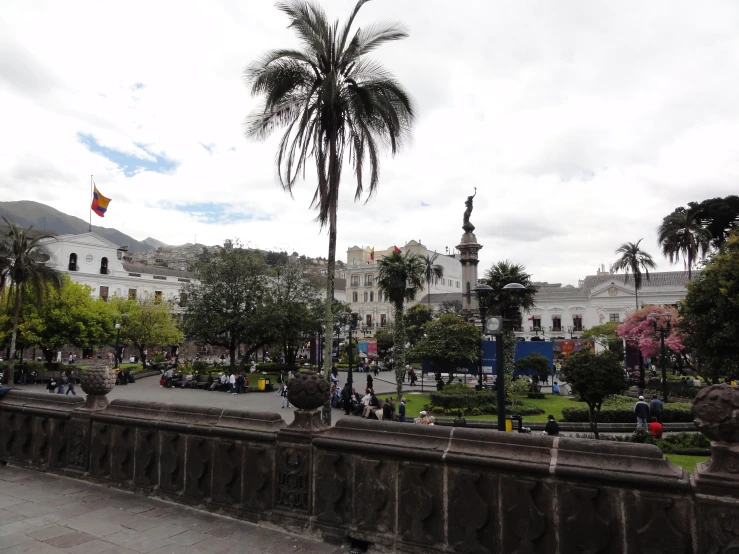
[612,239,657,311]
[612,239,657,390]
[657,206,712,279]
[418,253,444,310]
[0,217,61,385]
[245,0,414,422]
[376,250,425,398]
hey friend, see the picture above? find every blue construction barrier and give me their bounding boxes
[421,340,554,376]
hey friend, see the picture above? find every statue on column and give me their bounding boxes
[463,187,477,232]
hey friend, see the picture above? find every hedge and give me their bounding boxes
[424,403,544,417]
[429,389,498,410]
[562,402,693,423]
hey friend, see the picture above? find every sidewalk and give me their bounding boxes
[0,466,343,554]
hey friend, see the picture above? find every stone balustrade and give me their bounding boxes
[2,381,739,553]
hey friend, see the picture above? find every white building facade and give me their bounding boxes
[344,240,463,333]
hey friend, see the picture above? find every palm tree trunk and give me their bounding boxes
[426,268,431,310]
[392,302,406,399]
[636,288,645,389]
[7,285,22,386]
[688,250,692,280]
[502,327,516,398]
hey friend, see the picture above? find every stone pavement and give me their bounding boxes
[0,466,345,554]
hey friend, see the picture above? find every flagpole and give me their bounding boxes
[89,175,92,232]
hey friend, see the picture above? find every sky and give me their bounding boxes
[1,1,737,286]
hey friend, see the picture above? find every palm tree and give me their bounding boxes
[657,206,712,279]
[612,239,657,390]
[376,250,425,398]
[244,0,414,422]
[418,253,444,310]
[0,217,61,385]
[612,239,657,311]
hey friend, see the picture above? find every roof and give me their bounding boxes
[535,270,698,300]
[121,262,193,279]
[417,292,464,304]
[334,278,346,292]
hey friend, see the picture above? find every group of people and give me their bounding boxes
[634,395,664,437]
[159,368,253,394]
[45,370,77,396]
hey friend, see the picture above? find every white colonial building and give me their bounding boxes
[344,240,463,333]
[38,232,192,306]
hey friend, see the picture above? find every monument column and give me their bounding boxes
[457,189,483,317]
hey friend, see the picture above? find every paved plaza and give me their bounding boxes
[0,466,347,554]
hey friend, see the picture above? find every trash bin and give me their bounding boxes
[258,378,266,391]
[505,419,513,433]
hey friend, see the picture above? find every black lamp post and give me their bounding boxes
[347,312,359,389]
[113,313,128,369]
[472,284,493,392]
[649,312,673,404]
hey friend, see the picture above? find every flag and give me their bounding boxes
[370,247,375,261]
[393,246,401,254]
[91,184,111,217]
[528,316,534,321]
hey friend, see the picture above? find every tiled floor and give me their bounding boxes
[0,465,345,554]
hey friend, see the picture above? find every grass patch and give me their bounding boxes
[665,454,709,473]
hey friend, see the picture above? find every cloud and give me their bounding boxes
[0,0,738,286]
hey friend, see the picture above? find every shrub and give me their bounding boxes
[430,389,497,410]
[527,392,546,399]
[470,407,482,416]
[561,402,694,423]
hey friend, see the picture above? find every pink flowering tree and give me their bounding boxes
[617,305,686,359]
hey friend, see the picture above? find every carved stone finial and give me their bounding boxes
[693,383,739,443]
[287,373,330,411]
[79,363,116,411]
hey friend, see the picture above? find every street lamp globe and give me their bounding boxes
[472,283,493,302]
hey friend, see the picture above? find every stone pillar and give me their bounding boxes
[457,228,482,316]
[692,384,739,552]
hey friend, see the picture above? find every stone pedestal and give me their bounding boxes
[457,230,483,316]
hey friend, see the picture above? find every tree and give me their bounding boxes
[418,253,444,309]
[658,205,712,279]
[245,0,415,423]
[617,305,686,363]
[612,239,657,310]
[513,353,551,385]
[581,322,623,355]
[483,261,538,396]
[408,314,480,384]
[437,299,463,316]
[404,303,433,348]
[269,261,322,368]
[21,277,113,363]
[696,196,739,249]
[564,349,627,439]
[0,217,61,384]
[376,251,425,398]
[182,246,269,369]
[112,294,183,367]
[374,328,393,359]
[680,233,739,383]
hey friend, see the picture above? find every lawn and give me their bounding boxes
[665,454,709,473]
[402,392,580,422]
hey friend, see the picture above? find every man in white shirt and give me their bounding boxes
[229,373,237,395]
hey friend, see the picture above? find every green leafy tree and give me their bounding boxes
[21,277,114,363]
[658,204,712,279]
[408,314,480,385]
[377,250,425,397]
[564,349,627,439]
[437,299,463,316]
[245,0,415,423]
[581,322,623,355]
[696,196,739,249]
[483,261,538,395]
[374,328,393,359]
[0,217,61,384]
[404,303,433,348]
[513,353,551,385]
[112,294,183,367]
[680,233,739,383]
[182,246,269,369]
[418,253,444,309]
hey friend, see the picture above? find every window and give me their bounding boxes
[100,257,109,275]
[351,276,360,287]
[442,279,446,286]
[380,314,387,327]
[99,286,109,302]
[178,278,190,283]
[532,317,541,330]
[128,289,137,300]
[352,292,358,303]
[609,313,620,322]
[179,292,187,307]
[573,315,583,331]
[370,291,374,302]
[384,292,389,302]
[456,281,460,288]
[363,291,368,302]
[552,316,561,332]
[366,314,372,327]
[154,275,167,280]
[68,253,78,271]
[154,291,163,303]
[128,273,141,278]
[364,274,373,286]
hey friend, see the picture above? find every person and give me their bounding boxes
[341,384,353,415]
[56,351,62,363]
[634,395,650,430]
[428,416,436,426]
[19,366,27,385]
[373,362,379,377]
[382,397,394,421]
[648,416,663,438]
[330,368,340,388]
[366,373,373,392]
[409,369,417,387]
[281,382,291,408]
[555,361,562,378]
[182,372,193,389]
[552,381,560,395]
[405,364,411,382]
[56,371,68,395]
[66,370,77,396]
[453,411,467,427]
[164,367,174,388]
[47,377,57,393]
[649,396,664,424]
[417,410,430,425]
[236,373,246,394]
[363,391,379,418]
[68,354,74,365]
[360,390,373,416]
[277,371,286,395]
[398,398,407,422]
[544,415,559,436]
[229,373,237,395]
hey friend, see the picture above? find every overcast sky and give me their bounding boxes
[1,1,737,285]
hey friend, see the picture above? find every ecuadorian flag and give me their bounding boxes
[91,184,111,217]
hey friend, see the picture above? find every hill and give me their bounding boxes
[0,201,155,251]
